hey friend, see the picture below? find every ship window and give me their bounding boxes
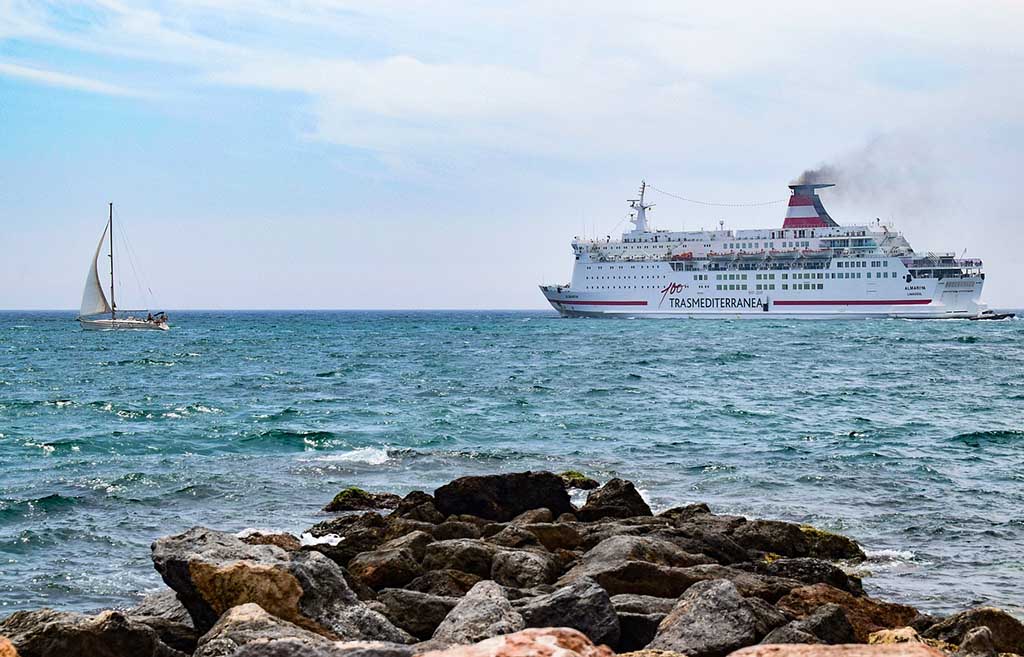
[817,284,823,289]
[781,273,788,279]
[782,284,788,290]
[770,284,775,290]
[867,272,871,278]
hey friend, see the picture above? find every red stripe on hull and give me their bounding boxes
[773,299,932,306]
[551,299,649,306]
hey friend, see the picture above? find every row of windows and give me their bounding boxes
[723,240,812,250]
[837,260,889,268]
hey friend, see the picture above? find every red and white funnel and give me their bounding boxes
[783,183,838,229]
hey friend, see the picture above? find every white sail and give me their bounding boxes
[79,221,112,318]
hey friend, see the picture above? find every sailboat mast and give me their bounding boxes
[108,202,116,320]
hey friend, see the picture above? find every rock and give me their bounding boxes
[243,532,303,551]
[777,584,919,643]
[391,491,446,524]
[560,535,713,590]
[909,614,941,634]
[490,549,560,588]
[764,605,857,645]
[127,590,197,653]
[731,520,810,558]
[799,526,867,562]
[324,488,401,513]
[659,504,712,522]
[511,508,555,524]
[868,628,923,645]
[348,548,424,590]
[0,638,16,657]
[419,627,613,657]
[673,564,800,602]
[611,595,677,616]
[232,638,414,657]
[193,603,336,657]
[741,558,864,596]
[151,526,412,643]
[521,523,583,551]
[618,651,689,657]
[376,531,433,563]
[423,539,499,578]
[430,581,524,647]
[577,479,652,522]
[560,471,601,491]
[517,577,620,647]
[655,525,750,565]
[406,570,482,597]
[376,590,458,640]
[922,607,1024,654]
[434,522,483,541]
[383,517,438,541]
[761,625,822,644]
[487,526,544,550]
[955,627,997,657]
[728,645,948,657]
[434,471,573,522]
[0,608,185,657]
[304,515,388,567]
[647,579,786,657]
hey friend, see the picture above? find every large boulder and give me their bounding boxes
[0,608,185,657]
[193,603,337,657]
[922,607,1024,654]
[577,479,652,522]
[777,584,919,643]
[423,540,499,578]
[127,590,198,654]
[559,535,712,592]
[0,638,16,657]
[490,549,560,588]
[324,488,401,513]
[376,590,458,641]
[376,531,433,563]
[762,604,857,645]
[390,491,446,525]
[646,579,786,657]
[799,525,867,561]
[406,570,482,597]
[304,514,389,567]
[611,594,676,652]
[232,638,414,657]
[521,523,583,551]
[434,472,573,522]
[151,526,412,643]
[729,645,947,657]
[731,520,811,558]
[419,627,613,657]
[347,548,424,590]
[741,558,864,596]
[517,577,620,647]
[430,581,524,647]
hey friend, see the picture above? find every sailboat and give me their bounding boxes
[77,203,169,331]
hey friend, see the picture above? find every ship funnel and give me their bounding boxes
[783,183,838,228]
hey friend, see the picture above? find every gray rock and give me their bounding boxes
[610,594,677,616]
[422,539,498,578]
[487,526,544,550]
[511,508,554,524]
[521,523,583,551]
[517,577,620,647]
[193,603,335,657]
[232,638,415,657]
[151,526,412,643]
[923,607,1024,655]
[490,549,560,588]
[577,478,652,522]
[560,535,713,593]
[794,603,858,644]
[430,581,524,647]
[405,570,482,598]
[376,589,458,641]
[347,548,424,590]
[433,521,483,541]
[956,626,998,657]
[127,590,197,654]
[731,520,810,558]
[741,557,864,596]
[433,471,573,522]
[390,491,445,524]
[761,624,822,644]
[376,531,433,563]
[0,608,185,657]
[647,579,786,657]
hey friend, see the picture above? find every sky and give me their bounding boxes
[1,1,1022,309]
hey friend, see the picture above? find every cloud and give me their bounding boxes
[0,60,141,96]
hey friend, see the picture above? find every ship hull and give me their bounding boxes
[78,317,169,331]
[540,276,986,320]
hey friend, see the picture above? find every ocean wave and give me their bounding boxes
[244,429,337,447]
[314,447,391,465]
[865,548,917,561]
[0,493,80,521]
[952,430,1024,445]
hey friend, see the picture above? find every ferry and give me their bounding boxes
[540,182,994,319]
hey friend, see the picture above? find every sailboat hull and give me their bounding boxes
[78,317,169,331]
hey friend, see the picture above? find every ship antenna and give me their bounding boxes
[628,180,654,233]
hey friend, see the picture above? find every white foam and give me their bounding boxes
[300,532,343,547]
[316,447,390,465]
[866,548,916,561]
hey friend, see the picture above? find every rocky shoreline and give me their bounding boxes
[1,471,1021,657]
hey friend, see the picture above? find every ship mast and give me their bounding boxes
[108,202,116,320]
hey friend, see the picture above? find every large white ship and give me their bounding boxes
[540,182,995,319]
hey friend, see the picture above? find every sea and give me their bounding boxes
[1,311,1022,618]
